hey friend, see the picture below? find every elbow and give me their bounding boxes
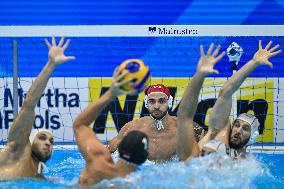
[107,142,116,153]
[177,104,188,117]
[73,117,82,132]
[177,150,189,162]
[177,108,194,119]
[218,85,232,98]
[177,108,184,117]
[177,98,187,116]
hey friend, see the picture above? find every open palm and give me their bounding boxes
[253,40,282,68]
[197,44,225,75]
[45,36,75,65]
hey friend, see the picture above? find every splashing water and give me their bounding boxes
[0,150,283,189]
[95,154,271,189]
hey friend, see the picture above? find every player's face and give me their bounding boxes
[31,131,54,162]
[229,119,251,149]
[147,92,169,119]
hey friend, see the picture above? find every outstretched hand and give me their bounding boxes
[197,43,226,75]
[253,40,282,68]
[110,68,137,97]
[45,36,76,65]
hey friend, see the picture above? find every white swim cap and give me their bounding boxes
[29,129,53,145]
[234,113,260,146]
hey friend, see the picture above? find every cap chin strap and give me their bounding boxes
[37,162,49,174]
[150,113,167,131]
[227,147,240,158]
[203,139,242,158]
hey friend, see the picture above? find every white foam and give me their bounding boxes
[97,153,271,189]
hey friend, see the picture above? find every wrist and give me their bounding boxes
[105,89,117,100]
[47,60,58,68]
[196,71,207,77]
[250,59,261,66]
[45,61,58,73]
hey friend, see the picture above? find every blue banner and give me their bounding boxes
[0,0,283,25]
[0,36,283,77]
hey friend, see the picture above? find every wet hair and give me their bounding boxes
[118,131,149,165]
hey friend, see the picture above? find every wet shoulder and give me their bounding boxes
[0,142,32,164]
[82,157,117,184]
[131,117,152,125]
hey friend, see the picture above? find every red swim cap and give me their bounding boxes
[146,84,170,98]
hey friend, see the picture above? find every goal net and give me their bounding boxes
[0,25,283,152]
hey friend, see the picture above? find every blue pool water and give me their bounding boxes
[0,150,283,189]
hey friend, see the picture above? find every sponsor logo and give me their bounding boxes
[0,88,79,130]
[148,27,157,33]
[89,78,273,142]
[148,26,198,36]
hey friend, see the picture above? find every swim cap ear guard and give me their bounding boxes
[144,84,173,109]
[118,131,149,165]
[233,113,260,146]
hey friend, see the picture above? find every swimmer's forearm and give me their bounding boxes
[178,71,206,118]
[177,118,196,161]
[73,90,116,130]
[220,60,258,98]
[177,71,205,161]
[107,139,118,153]
[7,62,57,144]
[220,40,281,98]
[23,61,57,109]
[209,96,231,133]
[208,59,258,132]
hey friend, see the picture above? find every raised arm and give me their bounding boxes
[208,40,281,138]
[107,121,137,153]
[7,36,75,148]
[73,69,134,161]
[177,44,225,161]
